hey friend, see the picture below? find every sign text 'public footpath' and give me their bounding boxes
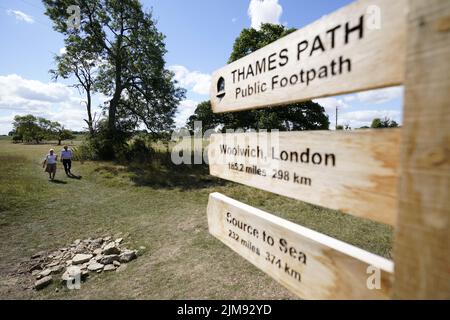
[210,0,406,112]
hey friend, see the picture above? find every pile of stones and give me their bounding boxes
[25,236,139,290]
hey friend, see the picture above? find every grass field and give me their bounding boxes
[0,137,393,299]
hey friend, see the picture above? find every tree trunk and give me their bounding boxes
[108,36,123,135]
[86,87,94,135]
[108,96,118,133]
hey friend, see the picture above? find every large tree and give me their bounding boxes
[12,115,42,143]
[51,44,97,135]
[188,24,329,131]
[43,0,185,138]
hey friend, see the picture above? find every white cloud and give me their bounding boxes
[0,74,72,108]
[354,87,403,104]
[0,114,16,134]
[0,74,102,134]
[7,9,34,24]
[59,47,67,55]
[313,97,350,114]
[314,87,404,129]
[248,0,283,30]
[169,65,211,96]
[340,109,402,129]
[341,87,403,106]
[175,99,198,128]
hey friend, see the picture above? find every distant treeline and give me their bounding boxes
[9,114,76,145]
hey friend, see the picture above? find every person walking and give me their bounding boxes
[43,149,58,181]
[60,145,73,176]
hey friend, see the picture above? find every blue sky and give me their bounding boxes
[0,0,402,134]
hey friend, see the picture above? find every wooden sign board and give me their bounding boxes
[207,192,394,299]
[208,129,399,226]
[393,0,450,299]
[209,0,407,113]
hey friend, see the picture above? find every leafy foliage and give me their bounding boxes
[188,100,329,133]
[228,24,296,63]
[12,115,74,144]
[371,117,399,128]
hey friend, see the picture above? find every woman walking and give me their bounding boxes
[43,149,58,181]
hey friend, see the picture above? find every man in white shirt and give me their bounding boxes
[60,145,73,176]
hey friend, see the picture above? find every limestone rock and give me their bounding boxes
[25,235,139,292]
[29,264,42,272]
[31,252,44,259]
[102,242,120,255]
[98,254,119,265]
[34,276,52,290]
[104,264,116,271]
[48,260,59,267]
[87,262,104,272]
[72,253,93,265]
[39,269,52,278]
[50,265,64,274]
[119,250,136,263]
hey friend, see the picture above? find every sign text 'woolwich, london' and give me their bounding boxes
[208,129,400,226]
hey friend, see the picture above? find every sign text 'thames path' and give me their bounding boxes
[210,0,407,113]
[207,193,393,299]
[208,130,400,226]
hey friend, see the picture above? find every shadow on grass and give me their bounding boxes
[67,173,82,180]
[98,150,226,190]
[50,179,67,184]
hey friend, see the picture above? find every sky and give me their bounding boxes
[0,0,403,134]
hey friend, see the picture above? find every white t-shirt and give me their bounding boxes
[61,149,73,160]
[46,154,57,164]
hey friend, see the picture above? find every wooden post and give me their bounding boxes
[393,0,450,299]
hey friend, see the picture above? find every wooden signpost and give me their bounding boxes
[207,193,393,299]
[208,129,400,226]
[206,0,450,299]
[210,0,407,113]
[393,0,450,299]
